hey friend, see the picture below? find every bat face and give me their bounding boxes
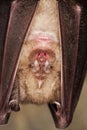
[16,0,61,104]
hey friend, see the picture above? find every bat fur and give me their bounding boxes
[13,0,61,105]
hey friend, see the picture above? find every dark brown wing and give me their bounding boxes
[49,0,87,128]
[0,0,38,124]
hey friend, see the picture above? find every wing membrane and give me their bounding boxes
[0,0,38,124]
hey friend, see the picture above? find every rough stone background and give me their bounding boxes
[0,74,87,130]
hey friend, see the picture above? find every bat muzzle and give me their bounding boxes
[29,49,55,79]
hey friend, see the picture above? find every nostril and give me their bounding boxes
[36,51,47,61]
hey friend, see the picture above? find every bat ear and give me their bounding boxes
[49,1,87,128]
[0,0,38,124]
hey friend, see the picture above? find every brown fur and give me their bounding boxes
[15,0,61,104]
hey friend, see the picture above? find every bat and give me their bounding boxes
[0,0,87,129]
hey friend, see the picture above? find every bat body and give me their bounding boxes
[16,0,61,104]
[0,0,87,129]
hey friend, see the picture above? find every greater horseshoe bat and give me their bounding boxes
[0,0,87,129]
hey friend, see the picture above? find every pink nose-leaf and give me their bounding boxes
[29,49,55,80]
[36,51,47,62]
